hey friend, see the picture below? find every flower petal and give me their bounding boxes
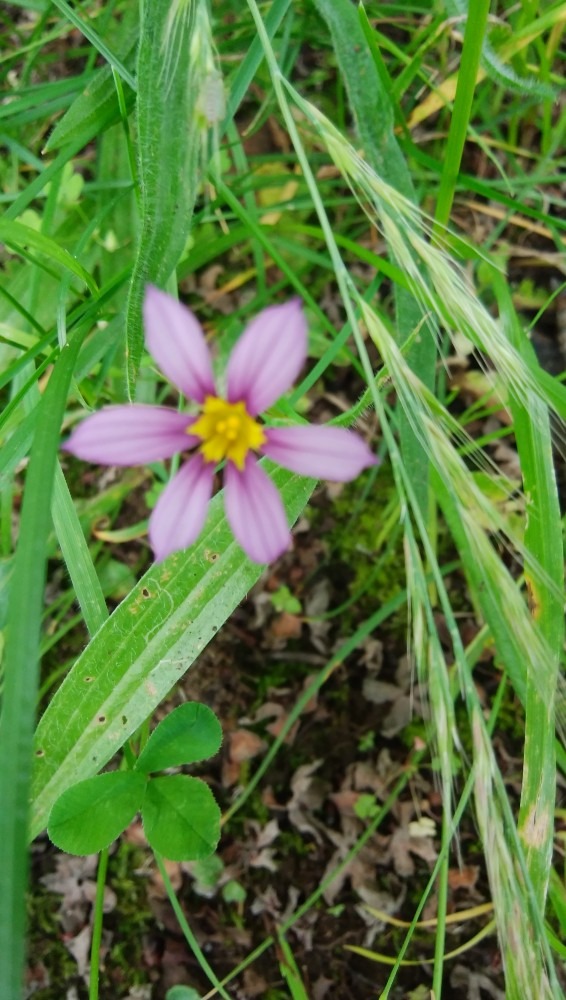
[149,454,215,561]
[63,406,197,465]
[226,299,307,415]
[224,456,290,564]
[143,285,216,402]
[261,425,377,480]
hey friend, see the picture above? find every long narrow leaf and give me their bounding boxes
[52,462,108,638]
[494,273,564,911]
[0,329,88,999]
[124,1,202,392]
[0,220,97,293]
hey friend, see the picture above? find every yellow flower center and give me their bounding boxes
[190,396,266,471]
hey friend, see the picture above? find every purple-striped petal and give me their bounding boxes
[143,285,216,402]
[63,406,197,465]
[261,425,377,481]
[224,456,290,564]
[227,299,307,416]
[149,454,215,561]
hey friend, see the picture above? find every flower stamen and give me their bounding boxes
[191,396,266,470]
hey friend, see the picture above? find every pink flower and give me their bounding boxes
[64,286,376,564]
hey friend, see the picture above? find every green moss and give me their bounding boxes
[28,841,155,999]
[254,659,313,700]
[99,844,153,993]
[279,829,313,857]
[320,467,408,635]
[27,886,87,999]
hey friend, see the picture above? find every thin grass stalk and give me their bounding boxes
[429,648,451,997]
[155,854,232,1000]
[111,65,140,209]
[377,773,480,996]
[243,0,377,401]
[404,529,457,996]
[434,0,491,230]
[88,848,109,1000]
[48,0,136,88]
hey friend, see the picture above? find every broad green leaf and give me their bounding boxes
[48,771,147,855]
[142,775,220,861]
[136,702,222,774]
[30,467,314,839]
[0,220,97,293]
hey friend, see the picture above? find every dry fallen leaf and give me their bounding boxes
[388,816,438,878]
[270,611,302,639]
[451,963,505,1000]
[313,975,335,1000]
[229,729,267,763]
[65,925,93,980]
[223,728,268,786]
[40,853,116,935]
[448,865,480,892]
[241,968,269,998]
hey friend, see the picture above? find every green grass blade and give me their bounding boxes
[48,0,136,89]
[45,42,137,152]
[0,328,87,999]
[313,0,434,514]
[278,933,309,999]
[155,856,232,1000]
[434,0,491,229]
[493,273,563,911]
[313,0,411,191]
[2,137,91,221]
[224,0,293,122]
[52,462,108,638]
[0,220,97,294]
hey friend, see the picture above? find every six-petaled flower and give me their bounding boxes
[64,286,376,564]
